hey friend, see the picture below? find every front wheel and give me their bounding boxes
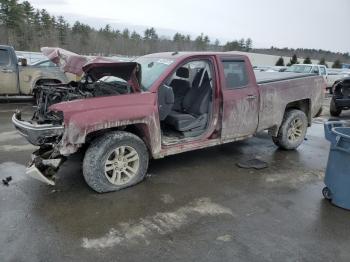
[272,109,308,150]
[83,131,149,193]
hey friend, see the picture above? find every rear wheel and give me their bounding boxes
[83,131,149,193]
[330,97,342,117]
[272,109,308,150]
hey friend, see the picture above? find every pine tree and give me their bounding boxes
[332,60,342,68]
[223,40,240,51]
[57,16,69,47]
[0,0,24,44]
[287,54,299,66]
[303,57,311,64]
[319,57,327,67]
[275,57,284,66]
[245,38,252,51]
[122,28,130,39]
[238,38,245,50]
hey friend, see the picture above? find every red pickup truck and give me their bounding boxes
[13,52,325,193]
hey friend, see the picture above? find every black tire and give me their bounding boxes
[83,131,149,193]
[322,187,332,200]
[329,86,333,94]
[330,97,342,117]
[272,109,308,150]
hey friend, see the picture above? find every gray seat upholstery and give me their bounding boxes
[165,70,211,132]
[169,67,190,111]
[158,84,174,121]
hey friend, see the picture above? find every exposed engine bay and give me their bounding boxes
[11,61,141,185]
[33,78,132,124]
[32,61,141,124]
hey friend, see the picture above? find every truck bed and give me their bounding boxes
[255,72,325,133]
[255,71,314,84]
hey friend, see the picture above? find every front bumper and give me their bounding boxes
[12,111,65,185]
[26,147,65,185]
[12,112,64,146]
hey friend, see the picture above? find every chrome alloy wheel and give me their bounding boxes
[287,118,303,142]
[104,146,140,185]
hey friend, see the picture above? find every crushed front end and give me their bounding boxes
[12,110,65,185]
[12,60,141,186]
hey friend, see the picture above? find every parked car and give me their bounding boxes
[0,45,69,96]
[330,77,350,116]
[285,64,327,84]
[31,59,58,67]
[265,66,288,72]
[31,59,79,83]
[253,66,272,72]
[12,52,325,192]
[327,69,350,94]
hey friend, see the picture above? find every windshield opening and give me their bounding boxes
[134,57,175,90]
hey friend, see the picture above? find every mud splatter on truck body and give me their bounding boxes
[12,51,325,189]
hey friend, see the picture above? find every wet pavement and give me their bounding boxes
[1,96,350,262]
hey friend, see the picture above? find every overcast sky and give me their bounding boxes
[29,0,350,53]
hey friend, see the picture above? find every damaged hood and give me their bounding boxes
[82,60,141,83]
[41,47,141,85]
[41,47,89,76]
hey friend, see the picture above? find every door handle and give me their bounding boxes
[1,68,14,73]
[246,95,257,100]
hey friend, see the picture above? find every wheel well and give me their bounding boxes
[85,124,152,154]
[35,79,62,85]
[33,79,62,93]
[285,99,311,126]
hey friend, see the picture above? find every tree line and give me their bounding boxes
[275,54,343,68]
[0,0,254,56]
[0,0,348,67]
[259,46,349,68]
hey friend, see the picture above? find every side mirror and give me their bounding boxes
[18,58,28,66]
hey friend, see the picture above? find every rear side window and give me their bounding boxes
[222,60,248,88]
[0,49,10,66]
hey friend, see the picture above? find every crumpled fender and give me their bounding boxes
[49,92,160,155]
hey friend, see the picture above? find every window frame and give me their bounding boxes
[163,57,216,90]
[320,67,327,75]
[221,59,250,90]
[0,49,11,67]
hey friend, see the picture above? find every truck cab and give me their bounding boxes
[0,45,69,95]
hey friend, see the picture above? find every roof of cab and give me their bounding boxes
[140,51,248,60]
